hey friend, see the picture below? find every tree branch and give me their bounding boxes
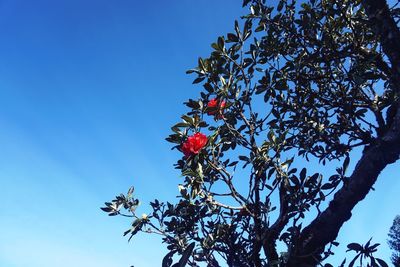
[288,103,400,267]
[263,181,290,263]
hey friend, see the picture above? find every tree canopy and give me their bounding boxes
[388,215,400,266]
[103,0,400,266]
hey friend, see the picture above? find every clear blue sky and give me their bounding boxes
[0,1,399,266]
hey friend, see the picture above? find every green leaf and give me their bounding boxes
[348,254,360,267]
[162,251,175,267]
[369,243,380,252]
[100,207,113,213]
[376,258,389,267]
[177,242,195,267]
[239,155,250,162]
[267,168,275,179]
[275,79,288,91]
[227,33,239,42]
[192,77,205,84]
[347,243,362,252]
[127,186,134,196]
[203,82,214,92]
[211,42,219,51]
[321,183,335,190]
[217,36,225,50]
[299,168,307,181]
[181,115,193,124]
[343,155,350,174]
[173,122,189,128]
[277,0,284,11]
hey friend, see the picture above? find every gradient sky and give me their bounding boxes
[0,1,399,267]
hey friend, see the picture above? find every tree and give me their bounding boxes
[388,215,400,266]
[103,0,400,266]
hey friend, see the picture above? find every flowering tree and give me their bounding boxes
[103,0,400,266]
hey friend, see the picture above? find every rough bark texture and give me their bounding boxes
[286,0,400,266]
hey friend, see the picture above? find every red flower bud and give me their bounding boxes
[207,98,226,118]
[181,132,208,157]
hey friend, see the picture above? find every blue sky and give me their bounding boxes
[0,1,399,267]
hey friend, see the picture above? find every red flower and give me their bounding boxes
[207,98,226,117]
[181,132,208,157]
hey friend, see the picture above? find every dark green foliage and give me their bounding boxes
[103,0,400,266]
[388,215,400,267]
[345,239,388,267]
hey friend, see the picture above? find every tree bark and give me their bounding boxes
[287,105,400,266]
